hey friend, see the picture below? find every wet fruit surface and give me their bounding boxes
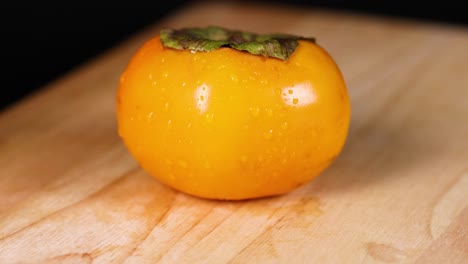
[117,35,350,200]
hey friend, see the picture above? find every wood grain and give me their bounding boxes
[1,2,467,263]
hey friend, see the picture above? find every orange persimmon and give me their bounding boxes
[117,27,350,200]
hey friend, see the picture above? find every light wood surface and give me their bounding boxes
[1,2,467,263]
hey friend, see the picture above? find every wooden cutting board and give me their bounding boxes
[1,2,467,263]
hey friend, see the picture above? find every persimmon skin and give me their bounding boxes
[117,36,350,200]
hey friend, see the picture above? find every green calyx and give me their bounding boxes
[160,26,315,60]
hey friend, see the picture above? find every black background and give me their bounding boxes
[1,0,466,111]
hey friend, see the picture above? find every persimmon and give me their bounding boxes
[117,27,350,200]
